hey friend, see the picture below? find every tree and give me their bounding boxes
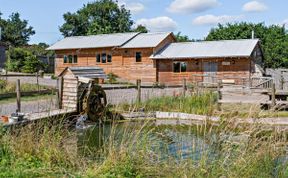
[206,22,288,68]
[0,12,35,46]
[60,0,134,37]
[175,32,191,42]
[133,25,148,33]
[6,47,45,73]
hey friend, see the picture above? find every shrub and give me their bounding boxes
[107,73,119,84]
[0,79,7,89]
[6,47,46,73]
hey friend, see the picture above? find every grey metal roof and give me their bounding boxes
[121,32,173,48]
[47,32,139,50]
[151,39,260,59]
[61,67,107,80]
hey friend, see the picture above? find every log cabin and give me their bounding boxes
[48,32,264,85]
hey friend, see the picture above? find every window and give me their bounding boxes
[96,54,101,63]
[102,53,107,63]
[107,54,112,63]
[73,55,78,63]
[173,62,187,73]
[64,55,77,64]
[63,55,68,63]
[136,52,142,62]
[68,55,73,63]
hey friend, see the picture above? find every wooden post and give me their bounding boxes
[182,78,187,97]
[271,82,276,108]
[16,79,21,112]
[281,75,284,90]
[217,80,222,111]
[58,77,63,109]
[136,79,141,103]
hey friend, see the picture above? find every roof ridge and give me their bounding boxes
[170,38,259,45]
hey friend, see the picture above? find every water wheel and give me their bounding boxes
[79,82,107,122]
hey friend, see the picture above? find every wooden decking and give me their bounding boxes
[2,109,77,127]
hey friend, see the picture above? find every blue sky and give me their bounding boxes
[0,0,287,45]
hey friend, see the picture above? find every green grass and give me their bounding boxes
[0,118,287,177]
[0,94,56,104]
[115,92,217,115]
[0,80,51,94]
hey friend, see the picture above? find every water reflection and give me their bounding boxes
[77,120,217,161]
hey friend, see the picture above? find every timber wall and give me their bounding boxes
[157,58,251,85]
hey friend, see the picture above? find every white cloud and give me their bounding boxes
[118,1,145,14]
[193,14,243,25]
[125,3,145,14]
[135,16,177,32]
[242,1,268,12]
[167,0,219,14]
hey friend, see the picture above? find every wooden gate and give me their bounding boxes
[203,62,218,83]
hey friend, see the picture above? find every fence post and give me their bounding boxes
[217,80,222,111]
[271,82,276,108]
[136,79,141,103]
[182,78,187,97]
[58,77,63,109]
[16,79,21,112]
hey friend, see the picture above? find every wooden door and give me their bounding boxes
[203,62,218,83]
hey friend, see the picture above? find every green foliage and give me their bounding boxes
[206,22,288,68]
[0,12,35,47]
[60,0,134,37]
[24,43,55,56]
[175,32,191,42]
[0,79,7,90]
[133,25,148,33]
[6,47,46,73]
[107,73,119,84]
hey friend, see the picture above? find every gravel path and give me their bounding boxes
[0,98,57,116]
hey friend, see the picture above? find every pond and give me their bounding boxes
[77,120,218,162]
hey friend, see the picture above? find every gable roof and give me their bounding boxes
[59,67,107,83]
[121,32,174,48]
[150,39,260,59]
[47,32,139,50]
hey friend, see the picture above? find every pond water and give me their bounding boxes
[77,120,218,161]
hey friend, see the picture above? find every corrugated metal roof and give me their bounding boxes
[61,67,107,80]
[121,32,172,48]
[151,39,260,59]
[47,32,139,50]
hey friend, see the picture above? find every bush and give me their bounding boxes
[107,73,119,84]
[6,47,46,73]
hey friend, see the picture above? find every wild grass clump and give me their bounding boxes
[0,79,50,94]
[116,92,217,115]
[0,116,287,177]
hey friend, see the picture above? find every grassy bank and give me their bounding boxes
[115,92,218,115]
[0,118,287,177]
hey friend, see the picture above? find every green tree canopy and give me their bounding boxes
[206,22,288,68]
[175,32,191,42]
[0,12,35,47]
[60,0,134,37]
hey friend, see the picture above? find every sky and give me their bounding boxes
[0,0,287,45]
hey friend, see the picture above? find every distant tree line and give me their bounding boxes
[0,12,50,73]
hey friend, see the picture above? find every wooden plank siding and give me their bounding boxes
[157,58,251,85]
[54,34,176,84]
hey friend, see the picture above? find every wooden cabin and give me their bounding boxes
[151,39,264,85]
[48,32,176,84]
[58,67,107,110]
[48,32,264,85]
